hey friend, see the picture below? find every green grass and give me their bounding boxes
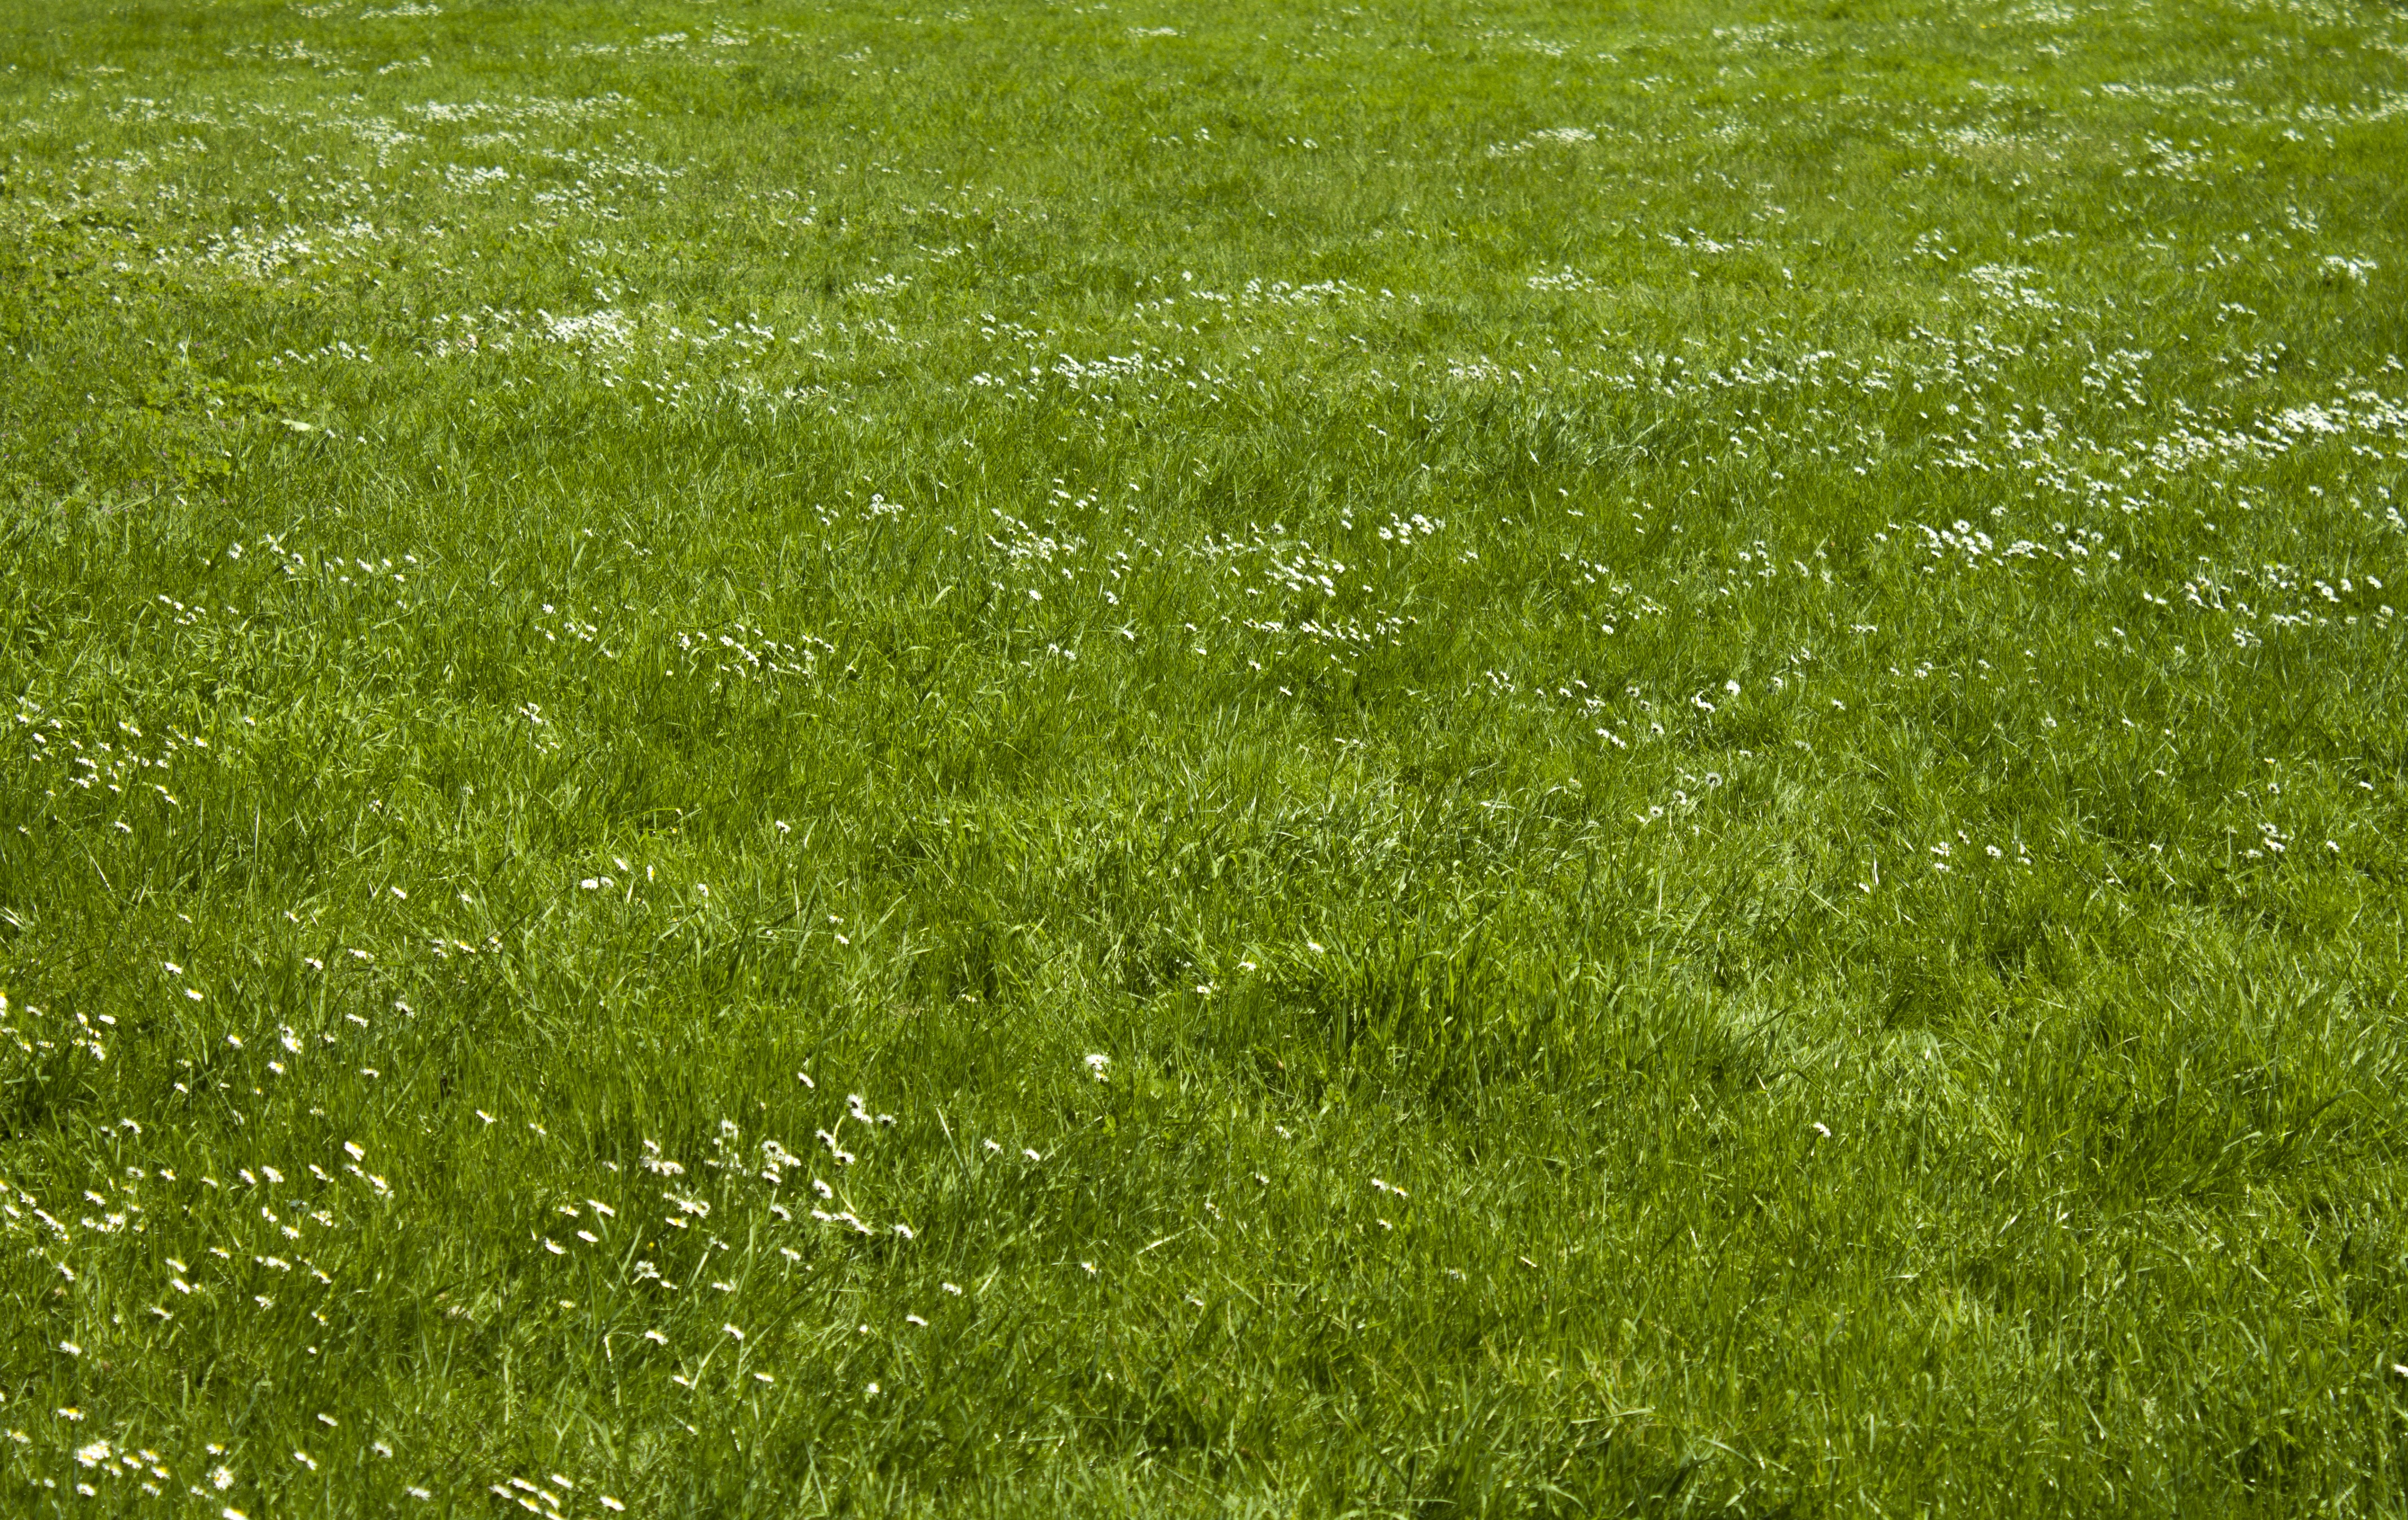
[3,0,2407,1512]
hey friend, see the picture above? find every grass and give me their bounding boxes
[2,0,2407,1512]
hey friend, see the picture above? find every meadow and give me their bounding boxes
[2,0,2407,1512]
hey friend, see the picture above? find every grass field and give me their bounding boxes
[3,0,2407,1512]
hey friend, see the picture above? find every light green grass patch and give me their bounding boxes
[2,0,2407,1513]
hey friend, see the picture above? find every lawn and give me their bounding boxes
[3,0,2407,1513]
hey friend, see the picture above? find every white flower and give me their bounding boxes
[1083,1052,1110,1080]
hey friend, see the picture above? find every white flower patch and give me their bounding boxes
[1487,126,1595,158]
[1962,263,2060,311]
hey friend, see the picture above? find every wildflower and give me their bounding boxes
[211,1465,234,1490]
[1084,1052,1110,1080]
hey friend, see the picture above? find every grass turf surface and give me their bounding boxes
[5,0,2408,1512]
